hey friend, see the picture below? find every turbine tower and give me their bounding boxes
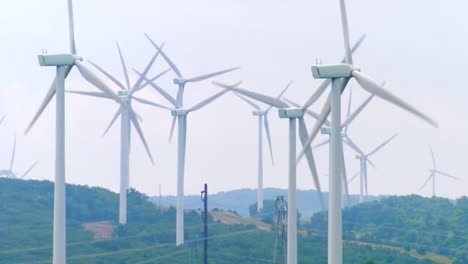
[138,36,238,245]
[25,1,131,263]
[297,1,437,263]
[0,136,38,179]
[233,83,291,212]
[214,81,326,264]
[68,41,170,225]
[420,146,458,197]
[355,134,397,202]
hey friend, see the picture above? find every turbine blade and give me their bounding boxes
[132,68,171,95]
[68,0,76,54]
[25,65,73,135]
[134,70,177,107]
[67,90,112,99]
[129,111,154,165]
[430,145,437,170]
[132,96,172,110]
[213,81,288,108]
[21,161,39,179]
[367,133,398,157]
[168,116,177,143]
[186,67,240,83]
[0,115,5,126]
[88,60,126,90]
[116,41,131,90]
[102,107,122,136]
[265,81,292,112]
[145,34,182,78]
[233,93,261,110]
[300,34,366,111]
[339,0,353,64]
[74,60,140,119]
[341,94,374,129]
[10,136,16,170]
[346,86,353,119]
[313,138,330,149]
[187,89,232,113]
[296,94,332,163]
[436,170,458,180]
[348,171,360,184]
[298,117,325,210]
[352,70,438,127]
[131,44,166,92]
[264,115,274,166]
[343,137,366,156]
[420,174,434,190]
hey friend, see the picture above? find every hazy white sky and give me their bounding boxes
[0,0,467,199]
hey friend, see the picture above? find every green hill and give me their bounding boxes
[309,195,468,263]
[0,178,446,263]
[151,188,381,218]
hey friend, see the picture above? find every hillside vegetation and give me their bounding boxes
[309,195,467,263]
[0,178,446,263]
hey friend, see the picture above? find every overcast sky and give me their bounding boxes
[0,0,467,199]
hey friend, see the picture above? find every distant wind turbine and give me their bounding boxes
[0,136,38,179]
[297,0,437,262]
[136,36,238,245]
[233,83,291,212]
[24,1,133,263]
[355,134,398,202]
[213,81,326,264]
[420,146,458,197]
[68,41,170,225]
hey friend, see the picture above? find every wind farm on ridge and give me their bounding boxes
[0,0,465,264]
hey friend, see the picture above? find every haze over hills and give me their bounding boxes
[0,178,463,263]
[150,188,382,218]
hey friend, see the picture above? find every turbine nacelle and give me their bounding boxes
[173,78,187,85]
[252,110,267,116]
[171,109,188,117]
[311,63,359,79]
[118,90,131,102]
[320,127,331,135]
[38,53,82,67]
[278,108,304,119]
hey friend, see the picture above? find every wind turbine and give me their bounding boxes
[0,136,38,179]
[140,35,239,246]
[24,1,133,263]
[213,81,326,264]
[233,83,291,212]
[355,134,397,202]
[297,0,437,262]
[420,146,458,197]
[68,42,170,225]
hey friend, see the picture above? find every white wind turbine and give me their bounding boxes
[233,83,291,212]
[213,81,327,264]
[0,136,39,179]
[420,146,458,197]
[136,36,238,245]
[297,0,438,262]
[68,42,170,225]
[354,134,397,202]
[24,1,133,263]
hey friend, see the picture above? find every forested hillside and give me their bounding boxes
[309,195,467,263]
[0,179,446,263]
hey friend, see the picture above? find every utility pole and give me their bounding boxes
[201,184,208,264]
